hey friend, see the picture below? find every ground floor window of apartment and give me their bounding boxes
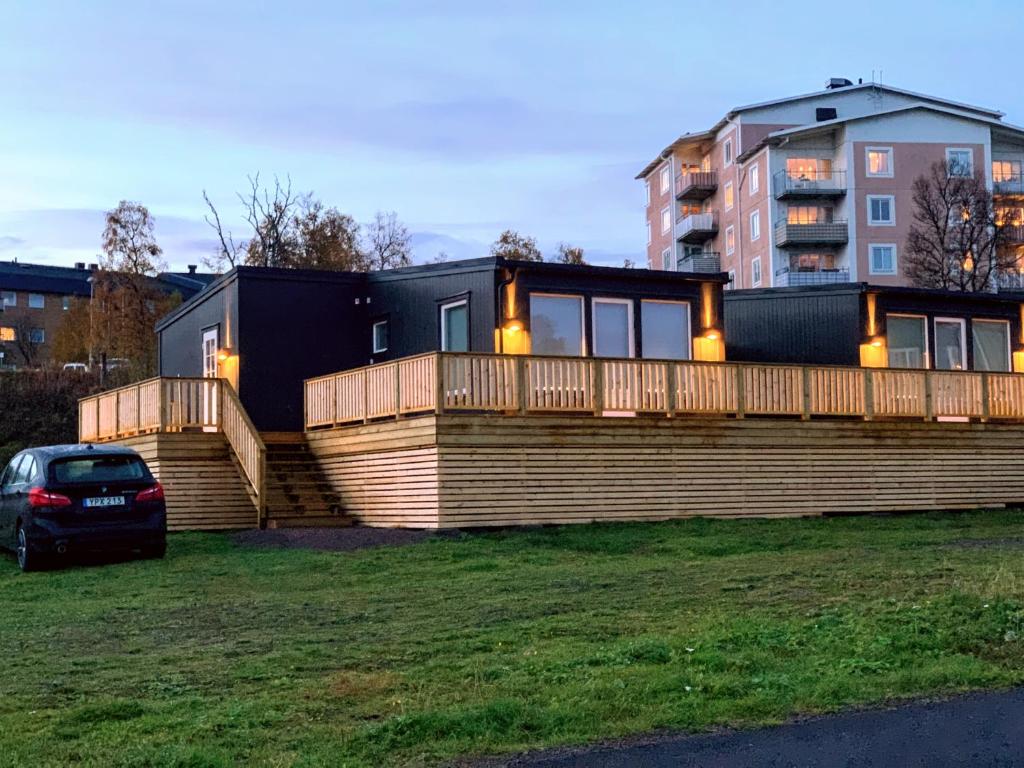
[641,300,690,360]
[972,319,1011,372]
[0,327,14,342]
[530,294,584,356]
[29,328,45,344]
[791,253,836,271]
[934,318,967,370]
[592,298,634,358]
[869,244,897,275]
[661,248,672,270]
[887,315,928,369]
[751,257,762,287]
[1,291,14,308]
[787,205,834,224]
[440,299,469,352]
[372,319,389,354]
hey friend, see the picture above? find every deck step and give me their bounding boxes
[260,431,353,528]
[265,514,353,529]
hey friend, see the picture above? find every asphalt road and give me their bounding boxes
[495,688,1024,767]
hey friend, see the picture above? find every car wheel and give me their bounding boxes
[16,527,43,573]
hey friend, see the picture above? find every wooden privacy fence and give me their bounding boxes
[79,377,266,517]
[304,352,1024,428]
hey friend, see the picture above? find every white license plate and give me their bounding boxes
[83,496,125,508]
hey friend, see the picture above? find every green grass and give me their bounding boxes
[3,512,1024,767]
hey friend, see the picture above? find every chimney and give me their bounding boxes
[187,264,197,274]
[88,263,98,271]
[75,262,86,270]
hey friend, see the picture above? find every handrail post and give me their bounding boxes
[924,371,934,421]
[136,387,142,436]
[592,359,605,416]
[801,367,811,420]
[434,353,445,415]
[515,356,527,415]
[217,379,224,431]
[394,361,401,420]
[330,376,339,427]
[981,371,990,422]
[864,369,874,421]
[115,390,121,439]
[735,364,746,419]
[665,362,677,416]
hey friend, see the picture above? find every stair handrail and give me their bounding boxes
[219,380,267,526]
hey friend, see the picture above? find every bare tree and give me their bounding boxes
[621,258,636,269]
[203,189,243,270]
[904,160,1019,291]
[203,174,301,270]
[363,211,412,270]
[555,243,586,265]
[490,229,543,261]
[11,315,42,368]
[430,251,450,264]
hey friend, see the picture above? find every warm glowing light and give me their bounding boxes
[217,347,234,362]
[963,252,975,272]
[870,338,883,348]
[503,319,523,333]
[704,329,720,341]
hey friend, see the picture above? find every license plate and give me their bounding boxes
[83,496,125,508]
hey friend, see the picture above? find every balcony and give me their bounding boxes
[1001,224,1024,242]
[773,170,846,200]
[675,171,718,201]
[676,212,719,244]
[994,176,1024,196]
[677,252,721,273]
[774,267,851,287]
[774,220,848,247]
[997,272,1024,291]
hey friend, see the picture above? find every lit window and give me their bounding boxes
[749,163,760,194]
[530,294,584,356]
[723,138,733,166]
[786,157,830,179]
[29,328,44,344]
[372,320,389,353]
[973,320,1010,372]
[946,148,973,177]
[641,300,690,360]
[0,327,14,342]
[869,244,897,275]
[1,291,14,308]
[661,248,672,271]
[440,299,468,352]
[866,147,893,177]
[661,206,671,234]
[660,166,671,194]
[788,206,833,224]
[724,181,734,210]
[994,160,1021,183]
[750,210,761,241]
[28,293,44,309]
[868,195,895,225]
[725,225,736,255]
[751,257,762,287]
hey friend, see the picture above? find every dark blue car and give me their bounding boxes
[0,445,167,571]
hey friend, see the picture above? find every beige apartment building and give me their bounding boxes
[638,78,1024,290]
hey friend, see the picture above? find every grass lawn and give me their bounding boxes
[3,512,1024,767]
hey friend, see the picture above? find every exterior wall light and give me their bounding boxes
[703,329,720,341]
[503,319,524,333]
[217,347,234,362]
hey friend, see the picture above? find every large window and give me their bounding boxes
[641,300,690,360]
[867,195,895,225]
[1,291,14,308]
[866,147,893,177]
[994,160,1022,183]
[786,157,831,179]
[887,315,928,368]
[787,205,833,224]
[29,328,44,344]
[440,299,468,352]
[934,318,966,370]
[0,327,14,342]
[28,293,44,309]
[592,298,633,358]
[530,294,583,356]
[946,148,973,177]
[972,320,1011,372]
[869,244,897,275]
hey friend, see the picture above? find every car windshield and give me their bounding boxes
[51,456,148,484]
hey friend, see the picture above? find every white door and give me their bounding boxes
[202,328,219,429]
[592,298,635,413]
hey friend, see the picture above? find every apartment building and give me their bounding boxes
[638,78,1024,290]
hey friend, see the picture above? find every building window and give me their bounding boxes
[641,300,691,360]
[934,318,967,370]
[530,294,584,356]
[946,148,973,177]
[29,328,44,344]
[867,195,895,226]
[724,181,734,210]
[723,138,733,167]
[644,181,651,206]
[440,299,469,352]
[1,291,15,308]
[372,320,389,354]
[994,159,1022,183]
[869,244,897,275]
[786,157,831,179]
[973,320,1011,372]
[592,298,634,358]
[660,165,671,195]
[646,220,651,245]
[788,205,833,224]
[0,327,14,342]
[750,210,761,241]
[749,163,760,194]
[62,296,71,311]
[727,270,736,290]
[887,315,928,369]
[661,248,672,271]
[661,206,671,234]
[725,225,735,255]
[866,147,893,177]
[28,293,44,309]
[751,257,762,287]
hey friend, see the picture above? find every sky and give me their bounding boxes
[1,0,1022,272]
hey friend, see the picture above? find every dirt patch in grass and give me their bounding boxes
[231,526,461,552]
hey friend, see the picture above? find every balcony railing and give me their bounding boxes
[997,271,1024,291]
[774,267,851,287]
[775,220,849,247]
[675,171,718,201]
[994,176,1024,195]
[676,211,719,243]
[1000,224,1024,243]
[677,252,721,273]
[304,352,1024,429]
[773,170,847,199]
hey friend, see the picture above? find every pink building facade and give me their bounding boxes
[638,80,1024,290]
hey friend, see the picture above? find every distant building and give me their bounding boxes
[0,261,215,368]
[637,78,1024,290]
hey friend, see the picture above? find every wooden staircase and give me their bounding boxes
[261,433,353,528]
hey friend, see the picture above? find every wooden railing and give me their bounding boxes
[304,353,1024,428]
[79,378,266,521]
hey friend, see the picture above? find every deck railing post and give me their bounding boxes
[924,371,934,421]
[801,367,811,420]
[394,361,401,420]
[136,387,142,436]
[735,365,746,419]
[864,370,874,421]
[362,370,370,424]
[665,362,677,416]
[434,353,445,415]
[114,390,121,438]
[514,356,527,415]
[592,359,605,416]
[981,372,991,422]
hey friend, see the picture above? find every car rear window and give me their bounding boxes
[51,456,149,484]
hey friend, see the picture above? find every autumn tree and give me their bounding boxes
[490,229,542,261]
[555,243,586,265]
[51,296,91,364]
[294,199,367,271]
[903,160,1019,291]
[363,211,412,270]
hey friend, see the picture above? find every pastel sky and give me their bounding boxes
[1,0,1021,271]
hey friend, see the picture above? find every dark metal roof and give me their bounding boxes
[0,260,94,296]
[726,283,1024,307]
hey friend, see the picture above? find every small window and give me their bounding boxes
[530,294,584,356]
[372,320,389,354]
[869,244,897,275]
[646,220,651,245]
[661,248,672,271]
[750,210,761,241]
[749,163,760,194]
[724,181,734,210]
[641,300,691,360]
[867,195,895,226]
[866,147,893,177]
[725,225,736,255]
[62,296,71,311]
[644,181,651,206]
[660,206,671,234]
[29,328,45,344]
[973,320,1011,372]
[28,293,44,309]
[723,138,733,166]
[1,291,15,308]
[440,299,469,352]
[0,327,14,342]
[727,270,736,290]
[751,257,762,287]
[947,148,973,177]
[660,165,671,194]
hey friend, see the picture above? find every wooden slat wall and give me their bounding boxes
[107,433,259,531]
